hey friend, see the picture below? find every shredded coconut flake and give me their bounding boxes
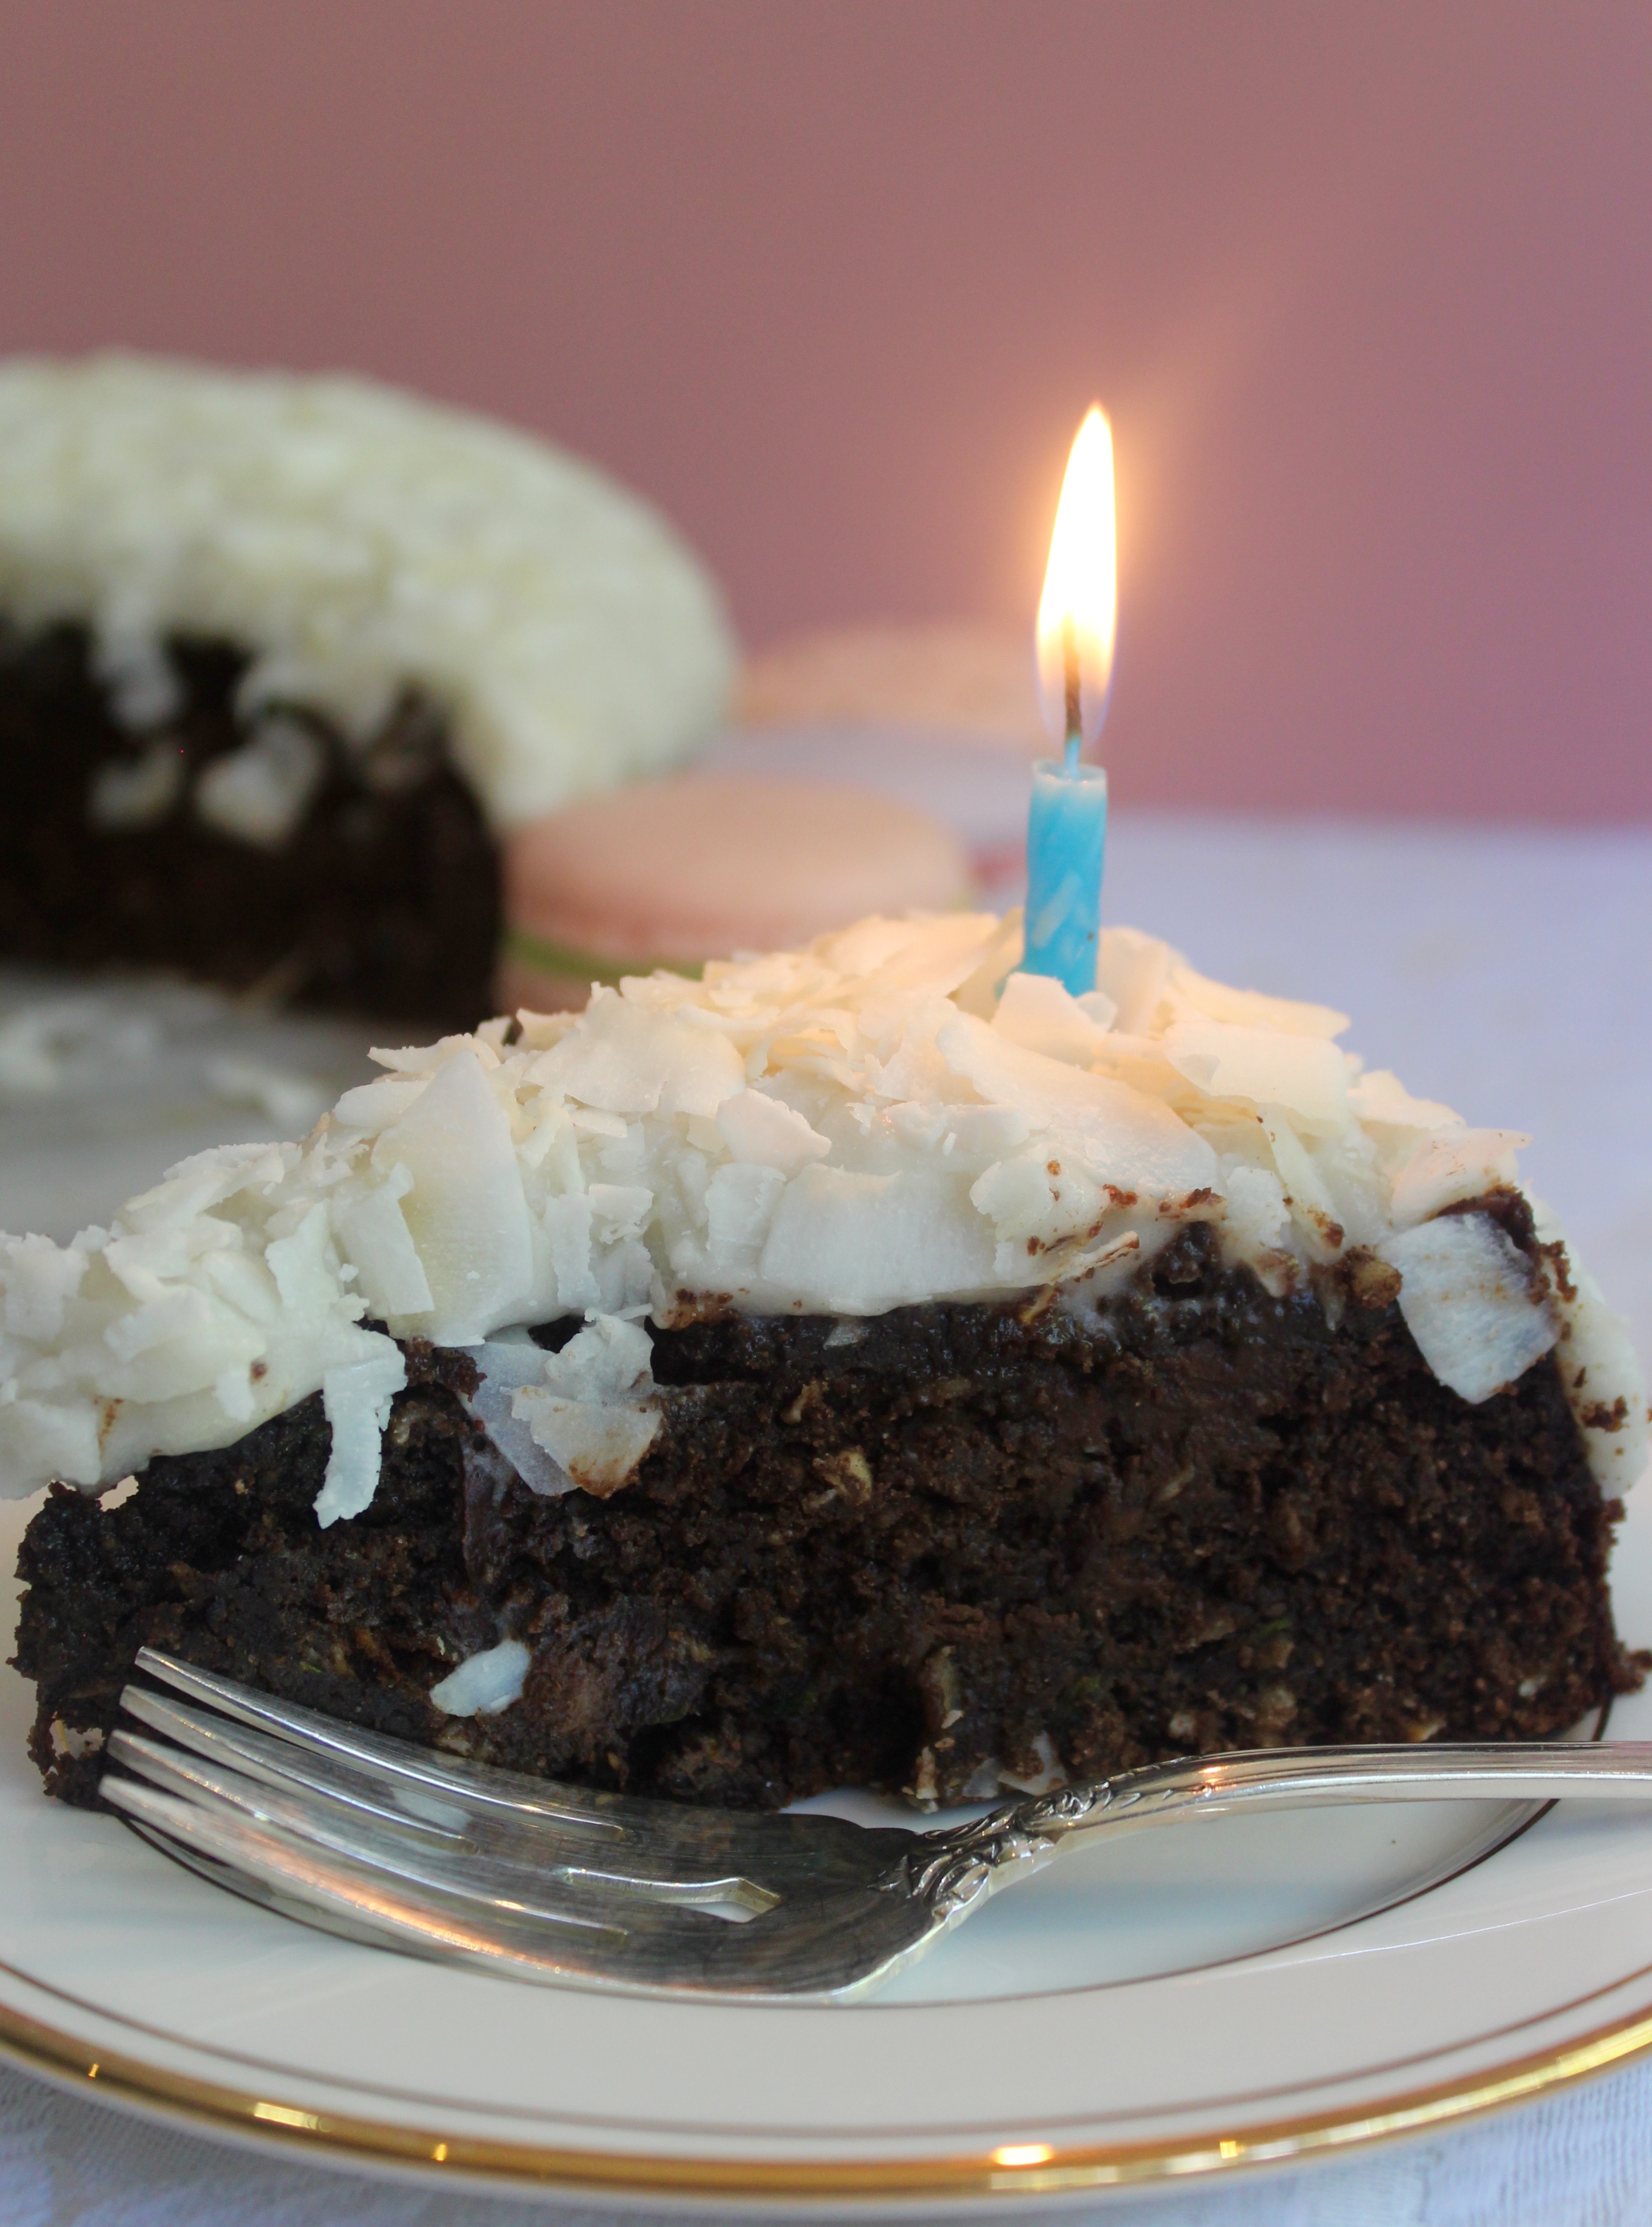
[1379,1215,1558,1404]
[191,717,325,848]
[461,1333,575,1498]
[512,1315,662,1497]
[429,1639,532,1718]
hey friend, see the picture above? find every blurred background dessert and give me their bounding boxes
[715,623,1042,900]
[0,354,734,1029]
[0,356,990,1036]
[500,772,971,1010]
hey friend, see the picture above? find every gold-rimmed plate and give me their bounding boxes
[1,1488,1650,2211]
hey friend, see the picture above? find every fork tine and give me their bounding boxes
[107,1729,466,1852]
[118,1816,427,1959]
[131,1649,625,1832]
[107,1658,951,1995]
[104,1768,937,1997]
[116,1695,478,1842]
[103,1747,660,1931]
[123,1651,923,1894]
[105,1777,625,1943]
[115,1678,861,1898]
[107,1728,784,1929]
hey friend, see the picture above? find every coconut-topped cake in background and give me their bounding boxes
[0,354,735,1027]
[8,909,1646,1810]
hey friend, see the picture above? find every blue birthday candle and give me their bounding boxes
[1022,406,1116,996]
[1025,750,1109,991]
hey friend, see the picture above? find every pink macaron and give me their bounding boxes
[500,773,972,1011]
[716,624,1046,902]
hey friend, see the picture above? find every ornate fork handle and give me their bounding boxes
[896,1742,1652,1927]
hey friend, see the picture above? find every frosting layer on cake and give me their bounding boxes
[0,354,734,827]
[0,911,1643,1513]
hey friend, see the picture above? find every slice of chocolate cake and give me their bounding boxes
[5,911,1646,1810]
[0,354,733,1027]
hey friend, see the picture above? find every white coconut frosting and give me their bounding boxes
[0,354,735,828]
[0,911,1643,1518]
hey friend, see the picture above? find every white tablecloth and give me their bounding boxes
[7,2052,1652,2227]
[1,812,1647,2225]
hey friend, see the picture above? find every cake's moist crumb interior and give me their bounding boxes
[16,1224,1642,1812]
[0,620,499,1028]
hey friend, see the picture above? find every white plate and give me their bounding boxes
[3,947,1651,2210]
[1,1483,1650,2213]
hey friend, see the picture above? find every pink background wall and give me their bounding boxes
[0,2,1646,819]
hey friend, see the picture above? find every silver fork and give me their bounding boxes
[101,1648,1652,2002]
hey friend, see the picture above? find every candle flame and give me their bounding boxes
[1036,405,1117,754]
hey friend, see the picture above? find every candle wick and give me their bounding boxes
[1061,614,1081,771]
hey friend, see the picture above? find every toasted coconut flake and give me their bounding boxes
[1379,1214,1558,1404]
[429,1639,532,1718]
[992,971,1116,1062]
[1164,1023,1351,1131]
[513,1315,661,1496]
[1165,964,1349,1041]
[1094,927,1172,1035]
[1391,1129,1529,1226]
[315,1346,408,1527]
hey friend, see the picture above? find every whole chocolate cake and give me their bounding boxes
[5,911,1646,1809]
[0,355,734,1026]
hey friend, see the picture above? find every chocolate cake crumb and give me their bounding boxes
[0,621,499,1028]
[15,1229,1641,1813]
